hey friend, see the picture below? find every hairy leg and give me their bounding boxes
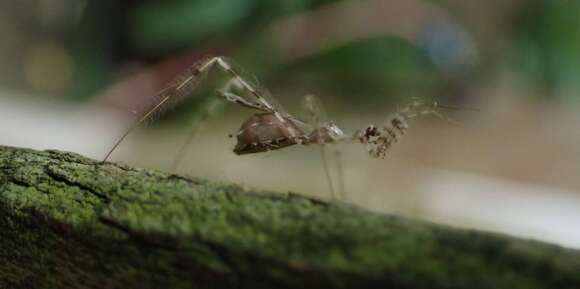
[102,56,279,162]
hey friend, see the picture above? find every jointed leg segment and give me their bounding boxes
[103,56,284,163]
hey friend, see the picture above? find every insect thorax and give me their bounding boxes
[307,122,345,144]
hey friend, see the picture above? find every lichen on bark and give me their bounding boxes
[1,146,579,289]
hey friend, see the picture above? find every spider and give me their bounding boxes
[103,56,461,199]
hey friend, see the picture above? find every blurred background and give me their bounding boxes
[1,0,579,248]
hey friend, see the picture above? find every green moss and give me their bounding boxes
[1,146,580,289]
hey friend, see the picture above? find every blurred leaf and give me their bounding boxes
[512,0,580,101]
[252,0,343,22]
[130,0,254,53]
[285,37,441,106]
[66,0,118,101]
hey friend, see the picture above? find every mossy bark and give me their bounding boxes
[0,145,579,289]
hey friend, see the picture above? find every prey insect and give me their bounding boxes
[103,56,461,199]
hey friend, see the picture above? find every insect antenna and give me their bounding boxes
[424,101,478,127]
[437,103,480,112]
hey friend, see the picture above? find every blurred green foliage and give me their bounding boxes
[283,37,440,107]
[130,0,254,53]
[129,0,343,54]
[512,0,580,100]
[66,0,118,101]
[58,0,580,105]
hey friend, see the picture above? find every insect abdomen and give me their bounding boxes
[233,113,302,155]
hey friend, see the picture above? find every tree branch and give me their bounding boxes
[1,146,579,289]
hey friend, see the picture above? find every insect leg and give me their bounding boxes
[302,94,343,200]
[334,149,346,200]
[405,100,463,126]
[212,57,275,111]
[169,61,280,171]
[211,57,303,138]
[169,96,223,172]
[102,57,218,162]
[217,91,269,112]
[103,95,172,162]
[169,69,267,172]
[319,145,337,200]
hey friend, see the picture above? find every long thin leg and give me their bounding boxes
[405,101,463,126]
[169,96,224,172]
[302,94,341,200]
[103,95,171,162]
[213,58,275,111]
[102,56,277,163]
[195,57,298,132]
[169,57,287,169]
[102,57,219,162]
[170,119,202,173]
[170,67,288,172]
[218,91,269,112]
[169,74,271,172]
[211,57,302,139]
[319,145,336,200]
[334,149,346,199]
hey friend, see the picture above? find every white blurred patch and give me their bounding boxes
[418,169,580,249]
[0,89,126,159]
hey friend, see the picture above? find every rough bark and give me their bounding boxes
[0,145,579,289]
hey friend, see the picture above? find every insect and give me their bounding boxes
[103,56,462,199]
